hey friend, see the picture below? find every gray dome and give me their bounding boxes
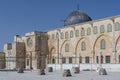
[64,10,92,26]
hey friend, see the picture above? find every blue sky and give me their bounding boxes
[0,0,120,51]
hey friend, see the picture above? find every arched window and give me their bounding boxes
[48,35,50,40]
[87,27,91,35]
[93,26,98,34]
[107,24,112,32]
[52,34,55,39]
[115,22,120,31]
[61,32,64,39]
[100,39,106,49]
[65,43,69,52]
[70,30,74,38]
[56,33,59,39]
[65,32,68,39]
[75,30,79,37]
[100,25,105,33]
[81,41,86,51]
[118,23,120,30]
[81,28,85,36]
[27,38,33,47]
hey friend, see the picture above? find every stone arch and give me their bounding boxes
[75,37,91,54]
[93,34,105,52]
[93,34,112,63]
[115,35,120,63]
[60,40,74,56]
[115,35,120,49]
[60,40,68,55]
[75,37,85,55]
[75,37,91,63]
[49,47,56,63]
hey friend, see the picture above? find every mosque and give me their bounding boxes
[3,8,120,70]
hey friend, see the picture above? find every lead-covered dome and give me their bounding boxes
[64,10,92,26]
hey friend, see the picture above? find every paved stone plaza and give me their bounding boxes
[0,70,120,80]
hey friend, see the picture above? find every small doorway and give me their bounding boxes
[26,58,30,69]
[52,58,56,64]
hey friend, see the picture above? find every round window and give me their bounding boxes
[27,38,33,47]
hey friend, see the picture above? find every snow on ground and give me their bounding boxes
[0,70,120,80]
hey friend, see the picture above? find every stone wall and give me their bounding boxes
[47,16,120,64]
[16,42,26,69]
[0,52,5,69]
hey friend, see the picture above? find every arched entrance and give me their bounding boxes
[52,58,56,64]
[75,37,91,64]
[93,35,112,64]
[49,47,56,64]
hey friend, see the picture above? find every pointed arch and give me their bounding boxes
[93,34,106,63]
[93,34,105,53]
[93,34,112,63]
[60,40,68,54]
[115,35,120,49]
[75,37,85,54]
[75,37,91,56]
[49,47,56,63]
[60,40,74,56]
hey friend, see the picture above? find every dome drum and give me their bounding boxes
[64,10,92,26]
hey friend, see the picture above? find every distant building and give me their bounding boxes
[4,32,48,69]
[3,9,120,70]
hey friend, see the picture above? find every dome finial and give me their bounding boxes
[77,4,80,10]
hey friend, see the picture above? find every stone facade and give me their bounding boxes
[3,13,120,70]
[48,15,120,65]
[4,31,48,70]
